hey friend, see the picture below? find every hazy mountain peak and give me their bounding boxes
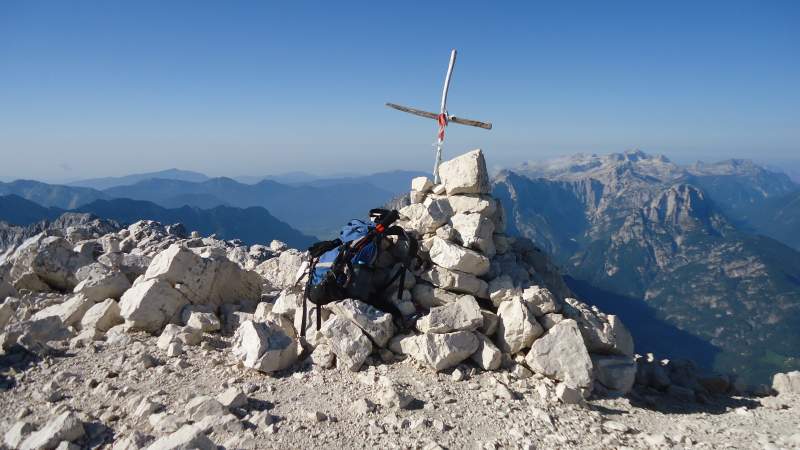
[516,149,684,184]
[69,168,210,190]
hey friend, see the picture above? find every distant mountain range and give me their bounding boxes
[0,180,107,209]
[494,150,800,383]
[0,195,315,249]
[3,169,425,238]
[68,168,211,190]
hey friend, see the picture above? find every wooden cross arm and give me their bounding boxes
[385,102,492,130]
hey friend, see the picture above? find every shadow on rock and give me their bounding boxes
[0,347,44,390]
[625,389,761,415]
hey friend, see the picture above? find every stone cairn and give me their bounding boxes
[247,149,639,399]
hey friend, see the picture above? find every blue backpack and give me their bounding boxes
[300,209,418,336]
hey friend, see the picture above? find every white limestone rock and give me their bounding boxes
[320,315,373,371]
[32,294,94,328]
[80,298,123,332]
[416,295,483,334]
[328,298,395,348]
[398,199,453,234]
[157,324,203,350]
[525,319,593,389]
[411,176,433,193]
[4,421,34,449]
[446,194,497,217]
[399,331,479,371]
[409,190,426,204]
[271,289,303,318]
[470,333,502,371]
[309,342,335,369]
[8,235,91,292]
[494,298,543,354]
[449,213,496,256]
[773,371,800,395]
[73,267,131,302]
[438,149,490,195]
[1,316,73,353]
[539,313,564,330]
[488,275,519,307]
[216,387,248,409]
[255,249,306,290]
[231,320,298,373]
[429,237,490,276]
[556,383,586,406]
[420,266,488,298]
[563,298,634,356]
[520,285,560,316]
[18,412,84,450]
[185,311,221,332]
[144,244,262,307]
[119,279,188,333]
[144,424,215,450]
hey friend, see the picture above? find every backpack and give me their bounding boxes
[300,208,418,337]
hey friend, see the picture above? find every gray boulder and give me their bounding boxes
[494,298,543,354]
[416,295,483,334]
[73,265,131,302]
[32,294,94,328]
[255,249,305,290]
[420,266,488,298]
[563,298,634,357]
[231,319,297,373]
[145,424,215,450]
[328,298,395,347]
[80,298,123,331]
[520,285,560,316]
[428,237,490,276]
[1,316,73,353]
[773,371,800,395]
[144,244,262,306]
[525,319,593,389]
[470,333,502,371]
[449,212,495,256]
[19,412,84,450]
[438,149,490,195]
[398,198,453,234]
[9,235,91,292]
[398,331,479,371]
[320,315,372,371]
[119,279,188,333]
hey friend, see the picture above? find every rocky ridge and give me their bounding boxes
[0,150,798,449]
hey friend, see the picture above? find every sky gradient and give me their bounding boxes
[1,1,798,182]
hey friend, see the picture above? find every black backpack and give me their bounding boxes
[300,208,418,337]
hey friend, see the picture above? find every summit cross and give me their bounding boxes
[386,49,492,184]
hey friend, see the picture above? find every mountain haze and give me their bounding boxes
[68,168,210,190]
[0,195,315,249]
[104,176,406,238]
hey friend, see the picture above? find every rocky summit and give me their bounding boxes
[1,150,798,449]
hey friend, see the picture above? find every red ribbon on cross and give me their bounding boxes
[437,113,448,141]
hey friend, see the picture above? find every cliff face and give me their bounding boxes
[496,150,800,383]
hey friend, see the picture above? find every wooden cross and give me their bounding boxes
[386,49,492,184]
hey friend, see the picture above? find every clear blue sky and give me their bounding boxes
[1,0,798,181]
